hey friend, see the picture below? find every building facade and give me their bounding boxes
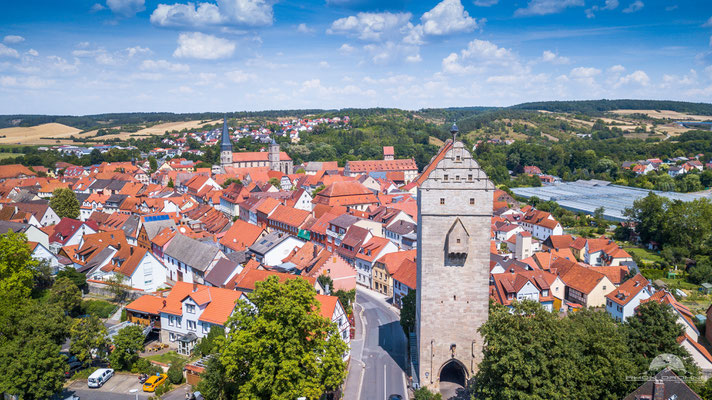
[416,131,494,392]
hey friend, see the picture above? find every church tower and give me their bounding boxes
[268,138,281,172]
[220,116,233,168]
[416,123,494,392]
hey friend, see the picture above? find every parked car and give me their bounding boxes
[142,373,168,392]
[87,368,114,388]
[65,361,84,378]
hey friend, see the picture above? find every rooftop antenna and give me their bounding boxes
[450,121,459,143]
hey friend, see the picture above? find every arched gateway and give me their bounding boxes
[415,124,494,396]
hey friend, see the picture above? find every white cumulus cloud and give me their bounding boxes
[297,23,314,33]
[704,17,712,28]
[474,0,499,6]
[225,69,255,83]
[140,59,190,72]
[0,44,20,58]
[328,12,413,41]
[622,0,643,13]
[106,0,145,17]
[615,70,649,87]
[541,50,570,64]
[151,0,275,28]
[3,35,24,44]
[420,0,480,36]
[173,32,236,59]
[515,0,584,16]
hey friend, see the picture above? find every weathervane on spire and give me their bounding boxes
[450,121,459,143]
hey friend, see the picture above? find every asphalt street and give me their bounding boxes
[344,288,408,400]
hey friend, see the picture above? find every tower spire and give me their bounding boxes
[220,114,232,152]
[450,121,459,143]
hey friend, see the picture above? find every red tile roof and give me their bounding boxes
[606,273,649,306]
[219,220,265,252]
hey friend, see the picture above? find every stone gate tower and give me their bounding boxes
[416,124,494,392]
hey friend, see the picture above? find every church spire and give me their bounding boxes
[220,115,232,152]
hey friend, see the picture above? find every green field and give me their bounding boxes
[145,351,189,366]
[623,246,663,264]
[0,152,24,159]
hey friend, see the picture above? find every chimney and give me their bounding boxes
[652,379,665,400]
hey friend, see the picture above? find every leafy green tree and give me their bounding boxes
[148,156,158,173]
[689,256,712,284]
[167,178,174,188]
[221,177,242,188]
[624,192,667,245]
[57,266,87,290]
[49,187,80,219]
[195,325,225,357]
[0,334,67,400]
[109,325,145,370]
[317,274,334,294]
[0,231,38,300]
[106,273,128,303]
[414,387,443,400]
[334,288,355,315]
[70,316,109,366]
[49,276,82,316]
[167,361,184,384]
[623,301,699,378]
[268,177,281,189]
[400,289,416,335]
[475,301,635,400]
[0,297,70,400]
[196,356,237,400]
[218,276,347,399]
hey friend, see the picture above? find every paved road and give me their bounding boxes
[62,374,150,400]
[344,288,408,400]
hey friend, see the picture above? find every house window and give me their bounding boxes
[176,318,181,328]
[470,198,475,205]
[443,174,448,181]
[186,304,195,314]
[456,155,461,161]
[203,324,210,334]
[169,333,176,342]
[169,316,175,326]
[188,320,196,331]
[440,198,445,205]
[468,174,473,180]
[602,286,607,291]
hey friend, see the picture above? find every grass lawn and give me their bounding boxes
[623,246,663,264]
[145,351,188,366]
[0,152,24,159]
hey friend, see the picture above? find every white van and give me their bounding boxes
[87,368,114,388]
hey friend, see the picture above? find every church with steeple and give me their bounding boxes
[216,116,293,174]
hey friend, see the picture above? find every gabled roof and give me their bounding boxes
[219,220,265,253]
[164,234,221,272]
[605,273,649,306]
[391,258,416,289]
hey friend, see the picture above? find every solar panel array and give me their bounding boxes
[511,180,709,222]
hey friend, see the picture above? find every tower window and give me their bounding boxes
[470,198,475,205]
[455,175,460,180]
[456,155,461,161]
[468,174,473,180]
[443,174,448,181]
[440,198,445,205]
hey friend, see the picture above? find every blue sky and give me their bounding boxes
[1,0,711,114]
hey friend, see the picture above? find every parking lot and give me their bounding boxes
[63,373,151,400]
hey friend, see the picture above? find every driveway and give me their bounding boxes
[62,373,151,400]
